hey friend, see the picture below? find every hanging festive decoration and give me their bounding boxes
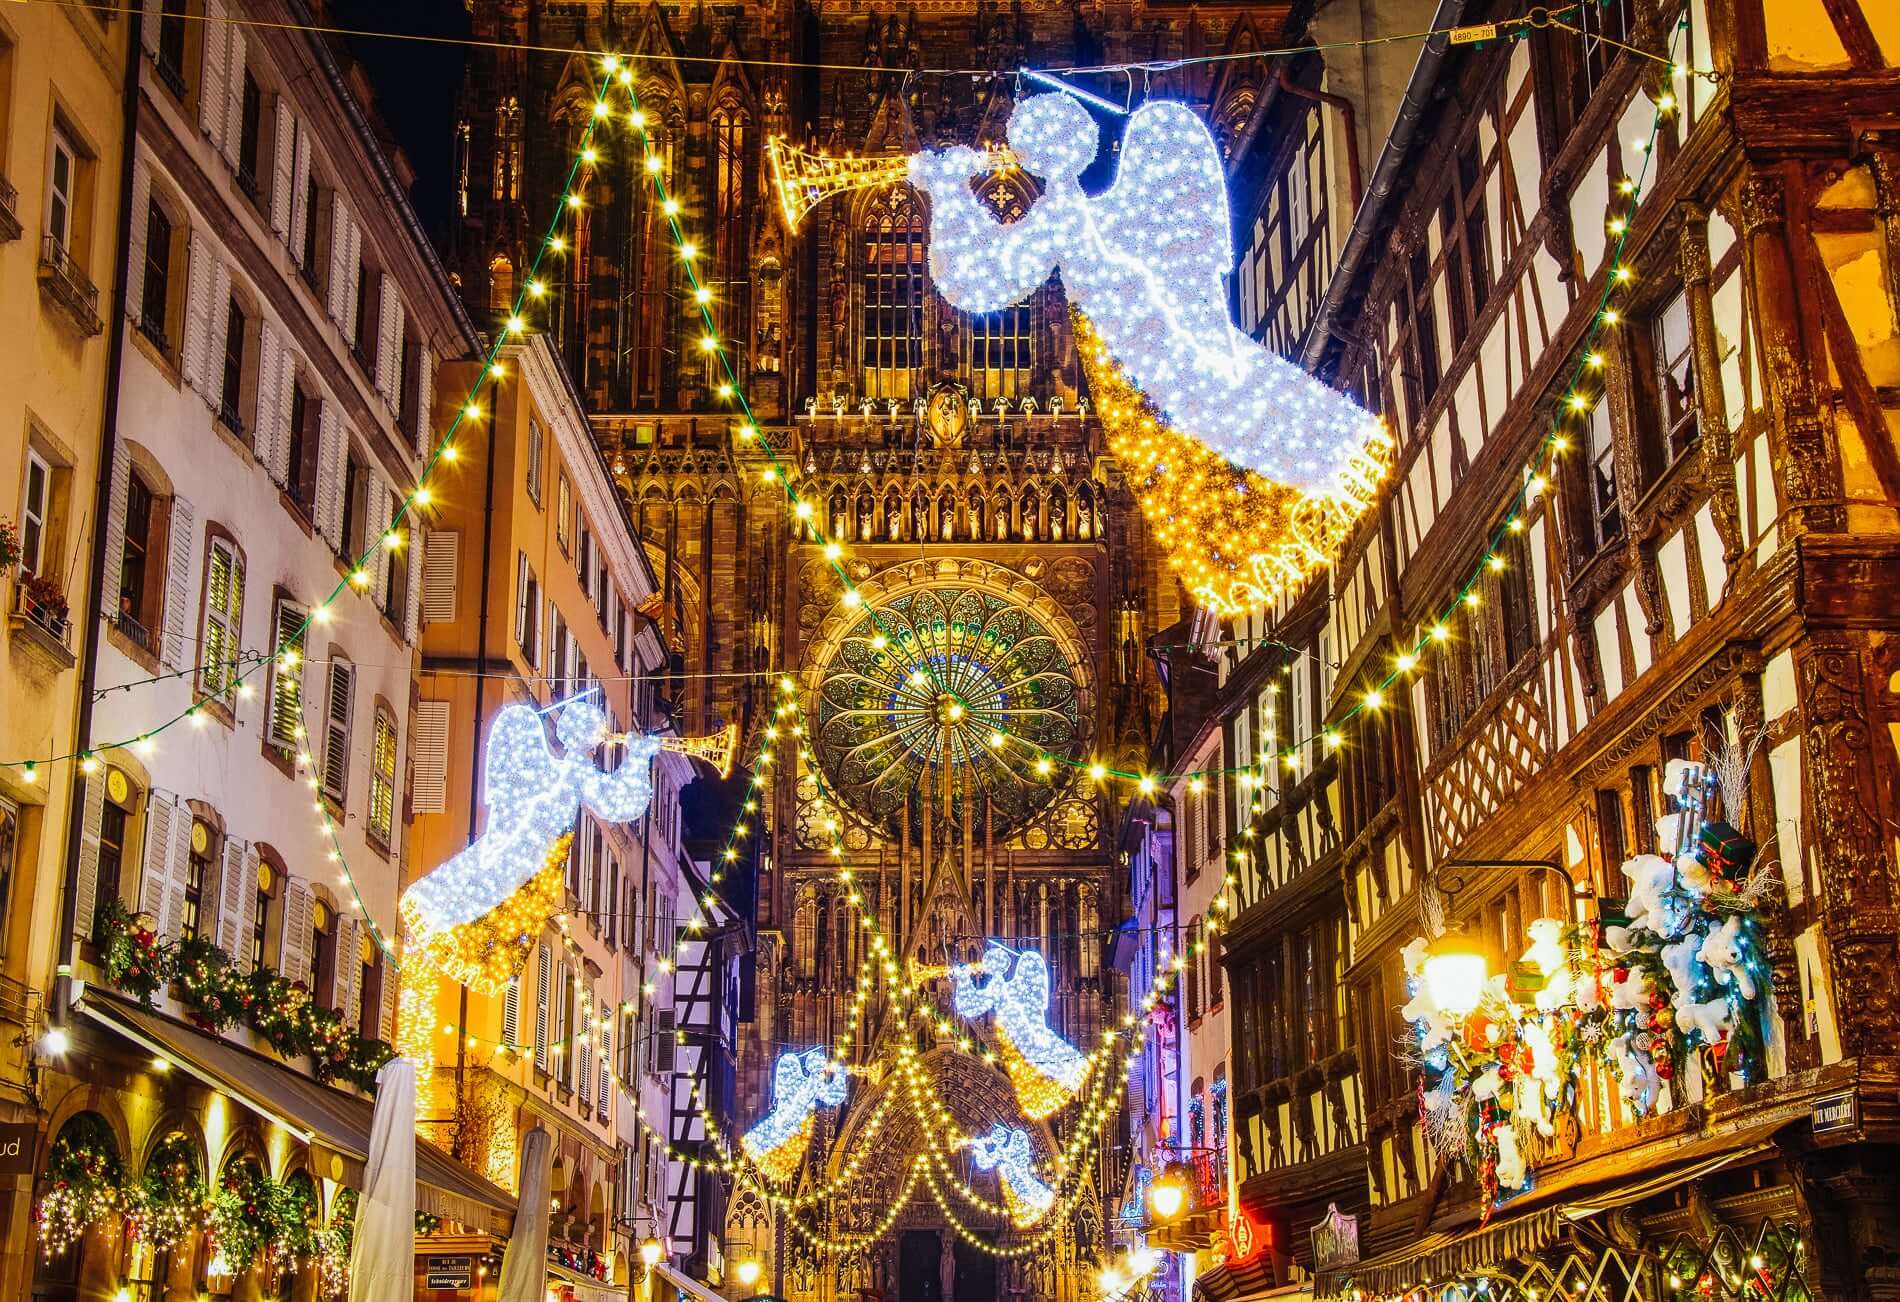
[966,1124,1055,1228]
[951,941,1089,1119]
[1402,747,1775,1211]
[902,92,1390,614]
[741,1048,851,1183]
[34,1117,124,1258]
[129,1133,205,1255]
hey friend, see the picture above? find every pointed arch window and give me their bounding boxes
[493,97,521,201]
[712,101,749,378]
[962,183,1034,399]
[861,189,926,400]
[633,108,683,406]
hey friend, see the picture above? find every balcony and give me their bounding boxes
[9,575,76,673]
[38,235,102,337]
[0,175,21,244]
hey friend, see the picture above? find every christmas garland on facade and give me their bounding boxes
[34,1115,125,1257]
[97,906,394,1091]
[1402,755,1777,1213]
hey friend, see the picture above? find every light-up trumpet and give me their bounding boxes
[765,136,1014,231]
[610,722,740,780]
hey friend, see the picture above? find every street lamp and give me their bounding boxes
[1424,859,1595,1014]
[640,1237,665,1272]
[1147,1165,1190,1223]
[735,1259,764,1293]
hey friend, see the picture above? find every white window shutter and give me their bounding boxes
[139,0,161,56]
[216,840,253,969]
[159,495,195,671]
[205,261,232,407]
[258,323,291,484]
[338,213,363,344]
[376,273,402,409]
[139,793,176,922]
[335,915,361,1023]
[422,529,458,624]
[315,406,346,548]
[181,234,215,392]
[271,100,295,236]
[280,878,313,985]
[366,479,394,600]
[220,29,245,170]
[100,452,130,627]
[73,770,107,941]
[404,533,423,643]
[289,121,312,264]
[200,1,230,152]
[534,942,551,1071]
[327,198,353,326]
[599,1031,610,1113]
[378,962,398,1041]
[416,346,435,456]
[579,1023,592,1109]
[501,979,521,1048]
[320,661,355,804]
[124,161,151,326]
[162,803,192,942]
[411,699,450,814]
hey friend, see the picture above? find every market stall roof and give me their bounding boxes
[548,1260,623,1302]
[654,1260,731,1302]
[79,988,516,1234]
[1313,1116,1793,1299]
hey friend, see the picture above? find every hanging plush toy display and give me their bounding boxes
[1401,729,1779,1214]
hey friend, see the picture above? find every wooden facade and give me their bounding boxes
[1189,1,1900,1299]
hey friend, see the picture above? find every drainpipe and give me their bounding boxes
[55,17,143,1028]
[1276,67,1363,211]
[1299,0,1473,372]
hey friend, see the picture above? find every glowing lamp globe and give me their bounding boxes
[1424,928,1489,1015]
[735,1259,763,1290]
[640,1237,665,1269]
[1148,1166,1190,1222]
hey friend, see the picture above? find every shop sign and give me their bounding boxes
[426,1254,474,1289]
[1310,1204,1359,1273]
[1811,1091,1858,1136]
[1228,1209,1267,1263]
[0,1122,36,1175]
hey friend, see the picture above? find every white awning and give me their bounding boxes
[654,1260,731,1302]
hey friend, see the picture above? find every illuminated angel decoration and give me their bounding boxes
[742,1048,850,1184]
[907,93,1392,614]
[968,1124,1055,1227]
[395,698,662,1061]
[951,941,1089,1119]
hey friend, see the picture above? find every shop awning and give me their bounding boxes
[548,1260,624,1302]
[655,1260,731,1302]
[79,989,517,1234]
[1314,1116,1792,1299]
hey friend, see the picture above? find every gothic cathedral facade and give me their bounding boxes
[453,3,1281,1298]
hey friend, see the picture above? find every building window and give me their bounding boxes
[0,800,18,959]
[300,172,321,279]
[250,858,276,972]
[236,69,263,198]
[219,296,248,433]
[265,597,308,750]
[1645,289,1698,476]
[286,382,317,510]
[861,191,926,400]
[1402,244,1441,425]
[514,553,539,663]
[712,102,747,377]
[493,97,521,202]
[116,472,162,651]
[1584,395,1621,549]
[556,473,571,552]
[46,126,77,252]
[368,707,397,845]
[94,773,136,942]
[199,536,245,703]
[352,261,373,372]
[20,449,52,576]
[311,898,337,1009]
[1596,788,1626,881]
[1439,139,1490,348]
[525,418,543,504]
[360,947,384,1041]
[340,451,369,562]
[182,822,211,941]
[137,203,173,351]
[155,0,187,93]
[651,1009,676,1074]
[320,658,356,805]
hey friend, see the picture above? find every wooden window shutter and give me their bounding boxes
[289,120,312,264]
[219,28,245,170]
[534,942,551,1071]
[320,660,355,804]
[161,801,192,941]
[376,274,403,409]
[416,346,435,456]
[422,529,459,624]
[335,915,361,1024]
[124,162,151,326]
[214,837,248,959]
[411,700,450,815]
[314,407,346,548]
[159,495,196,672]
[327,197,354,327]
[270,100,296,236]
[265,600,308,750]
[138,792,177,924]
[404,530,423,643]
[280,879,313,984]
[199,0,230,151]
[181,233,216,393]
[501,978,521,1049]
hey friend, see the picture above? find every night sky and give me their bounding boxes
[329,0,471,242]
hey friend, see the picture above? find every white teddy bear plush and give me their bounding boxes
[1492,1124,1527,1190]
[1697,915,1757,1000]
[1520,918,1575,1011]
[1607,1034,1660,1111]
[1621,853,1682,936]
[1609,966,1651,1011]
